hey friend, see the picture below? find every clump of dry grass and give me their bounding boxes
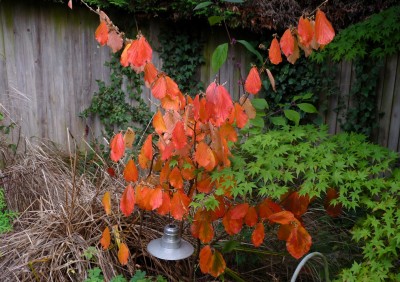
[0,140,192,282]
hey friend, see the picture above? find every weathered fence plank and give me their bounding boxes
[388,54,400,152]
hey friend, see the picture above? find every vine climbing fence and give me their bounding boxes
[0,1,399,152]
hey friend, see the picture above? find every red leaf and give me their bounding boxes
[199,246,212,274]
[126,35,152,72]
[157,191,171,215]
[277,223,293,241]
[118,243,130,265]
[222,209,244,235]
[269,38,282,65]
[315,9,335,45]
[298,16,314,47]
[170,191,190,220]
[100,226,111,250]
[244,206,258,227]
[110,133,125,162]
[268,211,296,225]
[245,67,261,95]
[153,110,167,135]
[233,102,248,129]
[280,28,295,58]
[107,167,116,177]
[206,82,233,126]
[258,198,282,219]
[95,21,108,46]
[197,174,213,193]
[324,188,342,217]
[230,203,249,220]
[193,95,210,123]
[282,191,310,218]
[120,184,135,216]
[149,187,163,210]
[251,223,265,247]
[102,191,112,215]
[172,121,187,149]
[286,225,312,259]
[107,30,123,53]
[169,167,184,189]
[123,159,139,182]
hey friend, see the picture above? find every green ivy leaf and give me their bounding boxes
[211,43,228,73]
[193,1,213,10]
[208,16,223,26]
[237,40,263,64]
[297,103,318,113]
[251,98,268,110]
[284,110,300,125]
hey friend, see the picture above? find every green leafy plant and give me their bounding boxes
[0,187,17,234]
[81,53,152,137]
[84,268,167,282]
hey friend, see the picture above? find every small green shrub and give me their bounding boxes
[84,268,167,282]
[0,187,17,234]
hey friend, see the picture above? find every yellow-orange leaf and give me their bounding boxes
[251,223,265,247]
[280,28,295,58]
[120,43,131,67]
[268,211,296,225]
[110,133,125,162]
[298,16,314,47]
[118,242,130,265]
[95,21,108,46]
[153,110,167,135]
[107,30,123,53]
[169,167,184,189]
[123,159,139,182]
[100,226,111,250]
[286,225,312,259]
[102,191,112,215]
[120,184,135,216]
[269,38,282,65]
[315,9,335,45]
[123,127,135,149]
[245,67,261,95]
[170,191,190,220]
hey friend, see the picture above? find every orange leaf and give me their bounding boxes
[268,211,296,225]
[100,226,111,250]
[222,210,244,235]
[142,134,153,160]
[107,30,123,53]
[233,102,248,129]
[219,123,237,142]
[123,127,135,149]
[149,187,163,210]
[170,191,190,220]
[126,35,152,71]
[193,95,210,123]
[245,67,261,95]
[280,28,295,58]
[118,242,130,265]
[251,223,265,247]
[110,133,125,162]
[191,209,214,243]
[172,121,187,149]
[199,245,213,274]
[206,82,233,126]
[258,198,282,219]
[180,157,195,180]
[266,68,276,92]
[315,9,335,45]
[120,43,131,67]
[95,21,108,46]
[282,191,310,218]
[151,75,167,99]
[120,184,135,216]
[165,76,180,97]
[123,159,139,182]
[286,225,312,259]
[324,188,342,217]
[161,93,181,111]
[159,161,171,183]
[153,110,167,135]
[208,249,226,278]
[157,191,171,215]
[230,203,249,220]
[169,167,184,189]
[144,62,158,88]
[197,175,213,194]
[277,223,294,241]
[287,39,300,64]
[244,206,258,227]
[102,191,112,215]
[298,16,314,47]
[211,196,226,219]
[195,142,216,171]
[269,38,282,65]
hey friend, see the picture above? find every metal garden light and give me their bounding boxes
[147,224,194,260]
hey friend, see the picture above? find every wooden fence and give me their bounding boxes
[0,1,399,153]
